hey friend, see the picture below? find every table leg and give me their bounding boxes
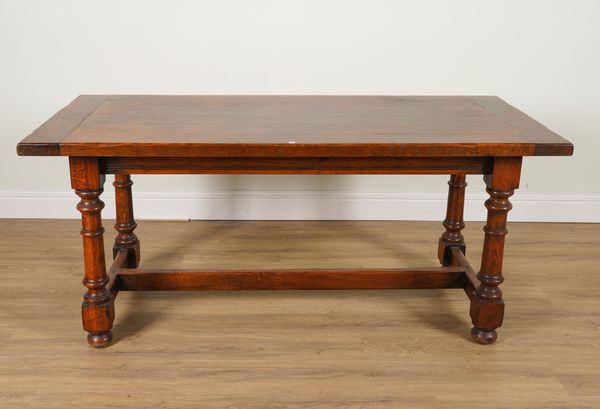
[70,157,114,348]
[438,174,467,266]
[113,174,140,268]
[470,157,521,344]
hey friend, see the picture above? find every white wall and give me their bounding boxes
[1,0,599,221]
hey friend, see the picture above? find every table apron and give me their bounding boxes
[98,156,493,175]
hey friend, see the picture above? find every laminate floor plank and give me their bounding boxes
[0,220,598,408]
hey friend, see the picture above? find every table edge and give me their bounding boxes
[16,95,109,156]
[55,141,573,157]
[16,95,574,157]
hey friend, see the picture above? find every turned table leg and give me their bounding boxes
[70,157,114,348]
[470,157,521,344]
[113,174,140,268]
[438,174,467,266]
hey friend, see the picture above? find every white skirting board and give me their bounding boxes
[0,189,598,222]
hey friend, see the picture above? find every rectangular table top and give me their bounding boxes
[17,95,573,158]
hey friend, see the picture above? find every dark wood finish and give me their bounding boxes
[113,174,140,268]
[471,96,572,156]
[16,96,573,347]
[17,95,573,158]
[107,249,128,295]
[450,246,480,302]
[438,174,467,265]
[469,157,521,344]
[70,157,114,348]
[100,156,492,175]
[17,96,108,156]
[115,267,466,291]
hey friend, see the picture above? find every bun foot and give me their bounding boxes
[471,327,497,345]
[87,331,113,348]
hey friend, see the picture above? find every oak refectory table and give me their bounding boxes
[17,96,573,347]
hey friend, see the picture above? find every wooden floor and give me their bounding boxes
[0,219,598,408]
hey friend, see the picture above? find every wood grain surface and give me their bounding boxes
[17,95,573,157]
[0,219,598,408]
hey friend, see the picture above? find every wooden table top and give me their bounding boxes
[17,95,573,157]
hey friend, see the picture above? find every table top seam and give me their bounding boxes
[58,95,110,155]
